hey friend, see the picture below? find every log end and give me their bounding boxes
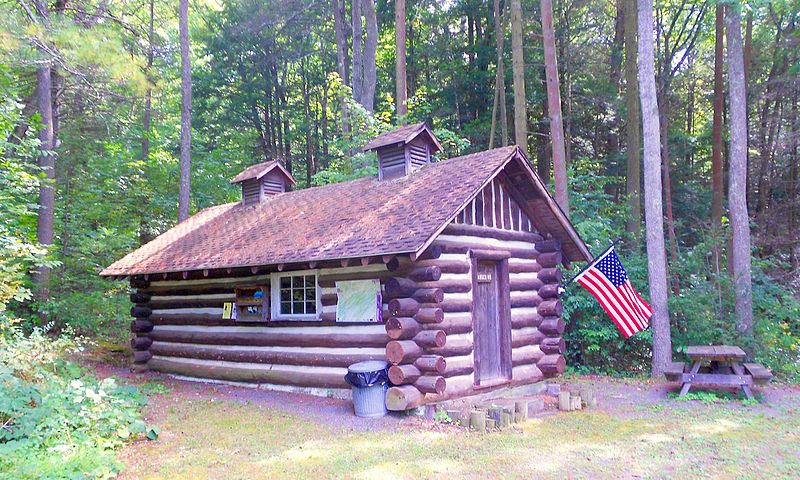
[386,385,424,411]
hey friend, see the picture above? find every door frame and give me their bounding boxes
[470,249,513,386]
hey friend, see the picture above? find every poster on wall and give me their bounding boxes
[335,279,382,323]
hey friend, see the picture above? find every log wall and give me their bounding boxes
[129,263,401,391]
[384,219,566,411]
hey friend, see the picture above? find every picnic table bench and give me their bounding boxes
[664,345,772,400]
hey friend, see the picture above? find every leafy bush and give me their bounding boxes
[0,327,156,479]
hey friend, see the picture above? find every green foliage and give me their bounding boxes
[564,161,800,380]
[433,409,452,423]
[0,327,156,479]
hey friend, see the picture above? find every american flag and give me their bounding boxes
[573,247,653,338]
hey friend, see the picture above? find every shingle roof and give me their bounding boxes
[362,122,443,153]
[230,160,296,185]
[102,146,589,276]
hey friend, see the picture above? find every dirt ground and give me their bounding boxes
[93,362,800,479]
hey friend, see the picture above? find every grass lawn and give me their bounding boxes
[118,377,800,480]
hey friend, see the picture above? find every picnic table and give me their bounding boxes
[664,345,773,400]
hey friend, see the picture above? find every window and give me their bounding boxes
[270,271,319,320]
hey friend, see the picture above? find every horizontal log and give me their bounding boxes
[415,375,446,395]
[415,278,472,293]
[442,223,543,243]
[512,363,544,383]
[437,374,475,399]
[509,276,544,291]
[538,284,561,299]
[150,314,232,326]
[133,351,152,363]
[140,286,235,297]
[534,239,562,253]
[422,298,471,313]
[422,259,471,274]
[385,257,401,272]
[149,342,385,368]
[538,354,566,376]
[510,292,543,308]
[149,325,388,348]
[539,316,565,335]
[386,385,424,411]
[414,355,446,374]
[426,337,473,357]
[320,311,336,322]
[130,336,153,351]
[386,317,421,340]
[442,355,474,377]
[388,298,420,317]
[416,244,443,261]
[148,356,348,389]
[388,364,421,385]
[317,270,392,288]
[408,266,442,282]
[413,330,446,348]
[512,345,545,366]
[414,307,444,324]
[511,309,542,329]
[537,299,563,317]
[321,293,338,306]
[412,288,444,304]
[508,261,541,273]
[131,320,154,333]
[537,251,563,268]
[538,268,562,284]
[425,313,472,334]
[131,306,152,318]
[386,340,422,364]
[511,327,545,348]
[130,292,152,304]
[437,242,537,260]
[384,277,418,299]
[541,337,566,355]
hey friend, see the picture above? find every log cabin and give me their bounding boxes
[102,123,592,411]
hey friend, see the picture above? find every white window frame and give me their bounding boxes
[270,270,321,321]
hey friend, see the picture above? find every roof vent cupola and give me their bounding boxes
[230,160,296,206]
[363,123,443,180]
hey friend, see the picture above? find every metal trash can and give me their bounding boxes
[344,360,389,418]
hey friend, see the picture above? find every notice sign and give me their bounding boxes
[335,279,382,323]
[477,273,492,283]
[222,302,234,319]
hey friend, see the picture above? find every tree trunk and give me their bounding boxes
[178,0,192,222]
[351,0,363,107]
[331,0,350,133]
[540,0,569,214]
[637,0,672,377]
[395,0,408,120]
[725,4,753,338]
[509,0,528,154]
[489,0,508,148]
[142,0,154,164]
[34,64,55,311]
[624,0,641,235]
[711,4,725,266]
[361,0,377,112]
[658,92,679,289]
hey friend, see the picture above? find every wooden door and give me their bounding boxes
[473,260,510,385]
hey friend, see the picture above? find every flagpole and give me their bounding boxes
[562,237,623,287]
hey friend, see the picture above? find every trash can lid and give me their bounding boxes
[348,360,388,373]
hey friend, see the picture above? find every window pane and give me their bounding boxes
[280,289,291,302]
[280,301,292,314]
[280,277,291,289]
[305,288,315,301]
[306,302,316,314]
[292,289,304,301]
[292,276,303,289]
[293,301,304,313]
[304,275,314,288]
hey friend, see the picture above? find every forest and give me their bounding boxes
[2,0,800,475]
[2,0,800,376]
